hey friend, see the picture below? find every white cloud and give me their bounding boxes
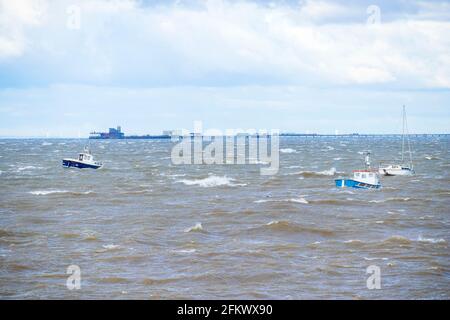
[0,0,48,58]
[0,0,449,89]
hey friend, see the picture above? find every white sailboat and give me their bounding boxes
[379,106,415,176]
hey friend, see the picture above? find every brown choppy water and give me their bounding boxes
[0,137,449,299]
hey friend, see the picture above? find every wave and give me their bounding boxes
[17,166,44,172]
[263,220,335,236]
[378,235,447,246]
[425,156,440,160]
[30,190,94,196]
[289,198,309,204]
[381,235,412,245]
[293,167,338,177]
[280,148,296,154]
[172,249,197,254]
[254,198,308,204]
[30,190,68,195]
[368,197,422,204]
[42,142,53,146]
[309,198,358,205]
[417,235,446,244]
[363,257,389,261]
[97,277,129,284]
[177,175,246,187]
[343,239,365,245]
[102,244,120,250]
[184,223,205,233]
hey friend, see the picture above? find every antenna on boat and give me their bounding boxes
[365,151,371,169]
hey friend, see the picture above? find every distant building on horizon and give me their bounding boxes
[90,126,125,139]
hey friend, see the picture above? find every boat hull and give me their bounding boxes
[62,159,102,169]
[335,179,381,189]
[378,167,414,176]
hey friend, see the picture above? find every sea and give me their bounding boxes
[0,136,449,299]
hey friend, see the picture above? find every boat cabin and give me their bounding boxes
[78,153,93,162]
[353,170,380,185]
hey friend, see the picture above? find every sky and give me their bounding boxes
[0,0,449,137]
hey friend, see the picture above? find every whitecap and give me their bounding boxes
[178,175,245,187]
[184,223,204,233]
[17,166,43,172]
[42,142,53,146]
[364,257,388,261]
[173,249,196,254]
[30,190,68,196]
[289,198,309,204]
[102,244,120,250]
[280,148,296,154]
[417,235,446,244]
[317,167,337,176]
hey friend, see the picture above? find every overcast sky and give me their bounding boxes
[0,0,449,137]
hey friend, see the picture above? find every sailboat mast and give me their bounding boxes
[404,106,413,169]
[401,106,405,163]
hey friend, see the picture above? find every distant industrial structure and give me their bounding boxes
[90,126,125,139]
[89,126,449,140]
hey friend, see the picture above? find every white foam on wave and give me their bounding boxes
[29,190,93,196]
[254,199,270,203]
[280,148,296,154]
[17,165,43,172]
[417,235,446,244]
[42,142,53,146]
[364,257,389,261]
[369,197,411,203]
[184,223,204,233]
[254,198,308,204]
[173,249,196,254]
[289,167,338,176]
[102,244,120,250]
[178,175,245,187]
[317,167,337,176]
[289,198,309,204]
[30,190,69,196]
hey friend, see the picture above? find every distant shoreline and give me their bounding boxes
[1,133,449,139]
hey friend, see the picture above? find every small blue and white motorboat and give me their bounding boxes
[335,152,381,189]
[62,147,103,169]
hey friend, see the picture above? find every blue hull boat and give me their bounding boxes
[335,152,381,190]
[62,159,102,169]
[335,178,381,189]
[62,147,103,170]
